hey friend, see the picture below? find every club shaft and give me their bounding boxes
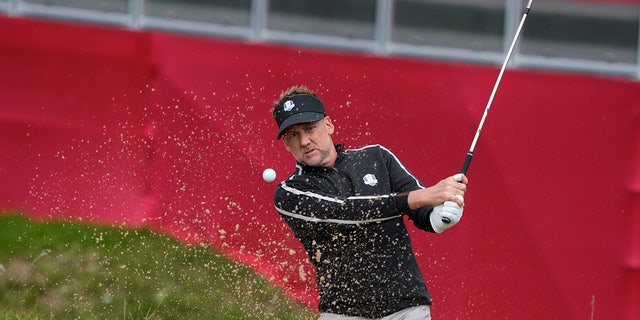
[443,0,534,225]
[461,0,534,174]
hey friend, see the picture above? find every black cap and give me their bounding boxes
[273,94,325,139]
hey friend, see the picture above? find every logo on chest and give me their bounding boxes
[362,173,378,186]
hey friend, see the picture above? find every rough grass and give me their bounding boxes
[0,214,317,320]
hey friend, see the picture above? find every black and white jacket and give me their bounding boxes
[274,144,436,318]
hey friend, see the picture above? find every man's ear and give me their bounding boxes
[324,117,335,135]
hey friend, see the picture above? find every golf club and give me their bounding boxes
[442,0,535,224]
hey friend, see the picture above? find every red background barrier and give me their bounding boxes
[1,16,639,319]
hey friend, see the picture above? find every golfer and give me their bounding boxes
[271,85,468,320]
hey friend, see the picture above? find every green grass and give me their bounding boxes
[0,214,317,320]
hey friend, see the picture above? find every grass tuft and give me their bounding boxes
[0,214,316,320]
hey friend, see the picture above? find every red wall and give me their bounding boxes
[1,16,639,319]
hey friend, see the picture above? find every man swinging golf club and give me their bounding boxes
[270,85,467,320]
[270,1,534,317]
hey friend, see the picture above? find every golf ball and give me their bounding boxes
[262,168,276,183]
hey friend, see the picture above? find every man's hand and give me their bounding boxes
[407,173,467,210]
[430,196,464,233]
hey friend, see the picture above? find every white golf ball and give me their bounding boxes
[262,168,276,183]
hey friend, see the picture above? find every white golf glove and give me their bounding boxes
[430,199,463,233]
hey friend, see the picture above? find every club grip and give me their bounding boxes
[461,152,473,175]
[441,152,474,224]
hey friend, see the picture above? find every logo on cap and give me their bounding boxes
[283,100,295,112]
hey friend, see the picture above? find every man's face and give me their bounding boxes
[281,117,336,167]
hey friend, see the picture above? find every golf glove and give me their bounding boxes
[430,199,463,233]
